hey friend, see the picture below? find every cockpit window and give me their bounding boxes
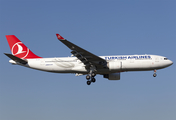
[164,58,168,60]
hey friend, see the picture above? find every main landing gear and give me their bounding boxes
[153,69,157,77]
[86,73,96,85]
[86,66,96,85]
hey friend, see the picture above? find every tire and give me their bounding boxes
[87,81,91,85]
[86,75,90,80]
[92,72,96,77]
[153,73,157,77]
[91,78,96,83]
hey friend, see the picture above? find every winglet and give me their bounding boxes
[56,34,65,40]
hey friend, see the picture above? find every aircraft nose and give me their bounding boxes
[170,60,173,65]
[168,60,173,66]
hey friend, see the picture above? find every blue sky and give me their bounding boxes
[0,0,176,120]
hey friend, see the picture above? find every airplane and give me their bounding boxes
[4,34,173,85]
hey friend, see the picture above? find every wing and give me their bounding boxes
[56,34,107,69]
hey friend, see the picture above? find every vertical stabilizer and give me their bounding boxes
[6,35,41,59]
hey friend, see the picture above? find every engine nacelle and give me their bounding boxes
[103,73,120,80]
[107,62,121,71]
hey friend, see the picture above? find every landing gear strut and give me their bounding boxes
[153,69,157,77]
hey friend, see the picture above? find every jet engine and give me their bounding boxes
[103,73,120,80]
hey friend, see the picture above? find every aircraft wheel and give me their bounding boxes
[91,77,96,83]
[87,81,91,85]
[92,72,96,77]
[86,75,90,80]
[153,73,157,77]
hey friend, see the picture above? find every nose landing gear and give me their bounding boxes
[153,69,157,77]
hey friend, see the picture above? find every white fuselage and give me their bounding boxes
[10,54,173,74]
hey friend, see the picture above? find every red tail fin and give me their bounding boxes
[6,35,42,59]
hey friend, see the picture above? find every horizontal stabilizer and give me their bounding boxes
[4,53,28,64]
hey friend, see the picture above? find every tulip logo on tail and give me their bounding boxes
[12,42,29,59]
